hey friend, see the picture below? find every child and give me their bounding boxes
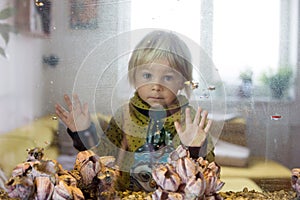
[55,30,214,191]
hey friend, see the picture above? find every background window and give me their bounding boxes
[131,0,296,100]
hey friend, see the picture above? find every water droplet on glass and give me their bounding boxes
[207,85,216,91]
[53,26,56,30]
[50,80,54,84]
[270,114,282,120]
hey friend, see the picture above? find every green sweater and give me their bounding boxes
[68,93,215,191]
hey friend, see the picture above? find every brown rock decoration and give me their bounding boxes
[152,145,225,200]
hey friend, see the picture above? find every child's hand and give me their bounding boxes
[174,107,212,147]
[55,94,91,132]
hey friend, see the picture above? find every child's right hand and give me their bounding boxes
[55,94,91,132]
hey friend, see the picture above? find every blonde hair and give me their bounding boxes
[128,30,193,97]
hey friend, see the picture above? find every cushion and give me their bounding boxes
[214,139,250,167]
[220,177,262,192]
[220,156,291,179]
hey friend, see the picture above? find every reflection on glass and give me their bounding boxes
[0,0,298,197]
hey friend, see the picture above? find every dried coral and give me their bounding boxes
[2,146,300,200]
[70,150,120,199]
[152,145,225,200]
[292,168,300,199]
[4,148,120,200]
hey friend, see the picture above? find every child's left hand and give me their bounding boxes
[174,107,212,147]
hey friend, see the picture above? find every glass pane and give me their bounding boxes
[0,0,299,199]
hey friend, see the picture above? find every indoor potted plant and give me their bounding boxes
[238,68,253,98]
[0,6,15,58]
[260,66,293,99]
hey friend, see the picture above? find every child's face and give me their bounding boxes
[134,58,184,108]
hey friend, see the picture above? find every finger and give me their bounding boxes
[56,106,69,119]
[55,104,67,116]
[185,107,192,124]
[193,107,202,125]
[199,110,208,127]
[55,104,68,121]
[73,94,82,111]
[174,121,182,134]
[83,103,89,116]
[64,94,73,111]
[204,119,212,133]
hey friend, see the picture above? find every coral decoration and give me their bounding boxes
[3,145,225,199]
[152,145,225,200]
[5,148,119,200]
[292,168,300,199]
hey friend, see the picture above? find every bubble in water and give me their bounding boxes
[35,0,44,6]
[52,116,58,120]
[184,80,199,90]
[270,114,282,120]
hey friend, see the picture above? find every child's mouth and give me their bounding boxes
[148,97,163,100]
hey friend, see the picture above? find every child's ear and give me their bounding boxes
[179,80,185,90]
[179,84,185,90]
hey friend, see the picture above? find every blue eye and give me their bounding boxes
[143,73,152,79]
[164,75,173,81]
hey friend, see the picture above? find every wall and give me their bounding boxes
[0,0,131,133]
[244,0,300,169]
[0,0,45,133]
[42,0,131,116]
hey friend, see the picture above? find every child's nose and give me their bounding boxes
[151,83,163,91]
